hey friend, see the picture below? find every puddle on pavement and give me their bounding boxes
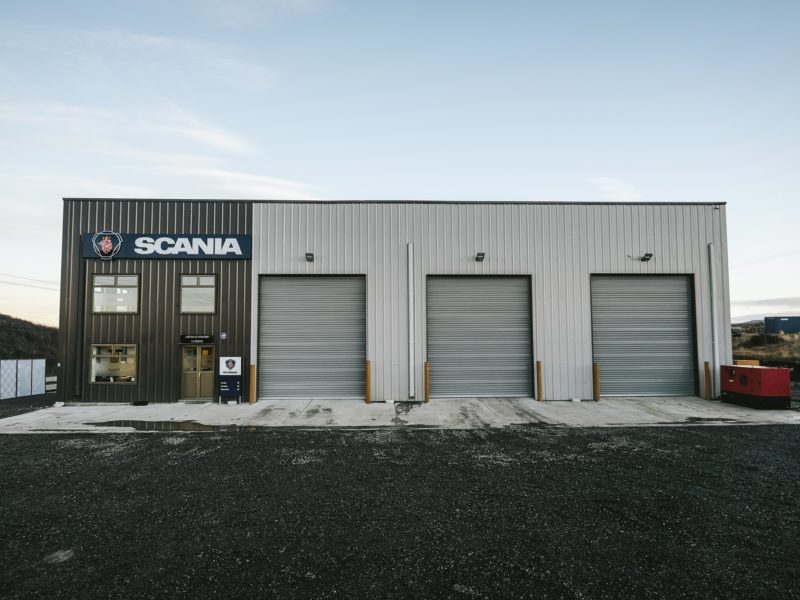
[88,420,262,432]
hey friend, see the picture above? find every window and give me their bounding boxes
[93,274,139,313]
[90,344,136,383]
[180,275,216,313]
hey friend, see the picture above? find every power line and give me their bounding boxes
[0,273,59,285]
[0,280,59,291]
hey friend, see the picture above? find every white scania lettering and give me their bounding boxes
[134,237,155,254]
[155,237,174,254]
[219,239,242,255]
[193,239,213,255]
[173,238,193,253]
[133,235,243,256]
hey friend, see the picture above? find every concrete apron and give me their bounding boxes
[0,397,799,433]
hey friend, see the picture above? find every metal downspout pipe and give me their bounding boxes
[708,243,719,399]
[408,242,415,399]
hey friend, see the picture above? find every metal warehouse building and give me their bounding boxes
[58,199,732,404]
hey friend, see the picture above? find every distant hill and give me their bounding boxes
[0,314,58,374]
[733,332,800,381]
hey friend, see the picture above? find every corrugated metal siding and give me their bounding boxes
[591,276,697,396]
[251,202,731,401]
[58,200,251,403]
[258,276,366,398]
[765,317,800,334]
[427,277,532,397]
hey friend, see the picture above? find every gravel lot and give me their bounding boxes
[1,426,799,599]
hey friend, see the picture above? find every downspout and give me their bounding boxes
[708,243,719,398]
[408,242,415,399]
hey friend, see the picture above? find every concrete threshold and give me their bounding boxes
[0,396,798,433]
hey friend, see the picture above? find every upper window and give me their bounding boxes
[180,275,216,314]
[93,274,139,313]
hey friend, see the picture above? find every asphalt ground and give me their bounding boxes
[1,426,799,599]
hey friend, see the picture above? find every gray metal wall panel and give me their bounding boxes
[252,202,730,401]
[427,277,532,397]
[258,276,366,399]
[591,276,697,396]
[59,200,252,403]
[16,360,32,397]
[31,360,46,395]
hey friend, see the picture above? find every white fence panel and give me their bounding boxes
[16,360,32,397]
[32,360,46,395]
[0,361,15,399]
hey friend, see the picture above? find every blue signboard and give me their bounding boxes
[219,357,243,398]
[219,376,242,397]
[82,232,252,260]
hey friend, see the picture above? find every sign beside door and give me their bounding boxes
[219,356,242,397]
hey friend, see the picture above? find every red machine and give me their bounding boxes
[720,365,791,409]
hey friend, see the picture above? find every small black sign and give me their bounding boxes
[181,334,214,344]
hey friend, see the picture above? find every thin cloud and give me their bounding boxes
[172,167,320,200]
[77,29,277,89]
[731,298,800,321]
[0,101,256,155]
[200,0,328,25]
[588,176,643,202]
[151,107,257,154]
[731,297,800,308]
[732,312,800,323]
[10,172,159,198]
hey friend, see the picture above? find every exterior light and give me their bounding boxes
[475,252,485,262]
[305,252,314,262]
[641,253,653,262]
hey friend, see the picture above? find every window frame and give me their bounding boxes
[179,273,217,315]
[89,343,138,384]
[91,274,140,315]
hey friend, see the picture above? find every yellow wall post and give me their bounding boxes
[536,360,543,401]
[365,360,371,403]
[593,362,601,402]
[424,361,430,403]
[249,365,256,404]
[704,361,712,400]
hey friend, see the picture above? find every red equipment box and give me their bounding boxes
[720,365,791,409]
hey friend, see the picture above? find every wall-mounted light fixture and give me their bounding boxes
[640,253,653,262]
[475,252,486,262]
[305,252,314,262]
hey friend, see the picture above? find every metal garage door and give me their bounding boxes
[427,277,532,397]
[591,275,696,396]
[258,276,366,399]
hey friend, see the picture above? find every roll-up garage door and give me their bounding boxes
[258,276,366,399]
[427,277,532,397]
[591,275,696,396]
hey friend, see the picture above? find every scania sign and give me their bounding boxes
[82,233,251,260]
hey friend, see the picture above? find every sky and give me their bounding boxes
[0,0,798,326]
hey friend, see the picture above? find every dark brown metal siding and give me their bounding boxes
[58,200,252,403]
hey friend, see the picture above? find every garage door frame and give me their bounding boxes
[589,273,699,397]
[257,274,368,400]
[425,274,535,399]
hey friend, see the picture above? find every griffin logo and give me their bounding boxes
[91,231,122,260]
